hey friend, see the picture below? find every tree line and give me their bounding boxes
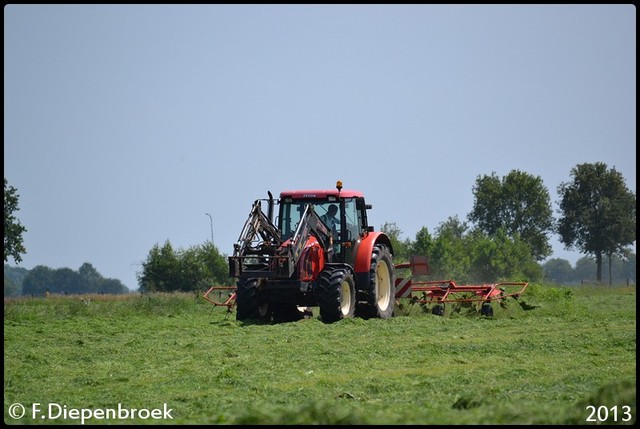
[4,244,634,297]
[542,255,635,285]
[4,162,636,294]
[4,262,129,297]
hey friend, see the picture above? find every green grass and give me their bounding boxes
[4,284,636,425]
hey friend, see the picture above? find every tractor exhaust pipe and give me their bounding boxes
[267,191,274,223]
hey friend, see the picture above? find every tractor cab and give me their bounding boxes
[277,186,372,264]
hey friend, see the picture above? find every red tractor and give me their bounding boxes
[228,181,395,323]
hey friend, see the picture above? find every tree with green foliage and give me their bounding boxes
[468,170,553,261]
[428,216,472,282]
[54,267,81,294]
[4,276,20,297]
[178,243,229,291]
[4,178,27,263]
[380,221,411,262]
[138,240,231,292]
[556,162,636,284]
[424,215,543,284]
[79,262,102,291]
[199,241,232,286]
[4,264,28,296]
[542,258,576,284]
[21,265,54,296]
[466,228,543,283]
[408,226,433,261]
[137,241,179,292]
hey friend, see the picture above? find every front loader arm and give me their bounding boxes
[232,200,281,257]
[228,201,282,278]
[288,204,333,269]
[228,202,334,279]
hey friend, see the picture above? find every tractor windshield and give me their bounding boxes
[278,198,359,242]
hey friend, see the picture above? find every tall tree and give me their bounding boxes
[556,162,636,283]
[468,170,553,261]
[4,178,27,263]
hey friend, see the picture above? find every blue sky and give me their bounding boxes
[4,5,636,291]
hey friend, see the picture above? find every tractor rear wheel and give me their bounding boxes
[236,278,270,322]
[317,267,356,324]
[356,244,395,319]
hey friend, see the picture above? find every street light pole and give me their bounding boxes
[205,212,214,244]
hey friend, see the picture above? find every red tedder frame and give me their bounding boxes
[394,255,529,305]
[202,286,237,310]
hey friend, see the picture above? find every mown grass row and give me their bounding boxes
[4,284,636,424]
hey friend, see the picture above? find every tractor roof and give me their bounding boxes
[279,189,364,199]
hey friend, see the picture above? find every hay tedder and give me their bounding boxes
[393,256,529,317]
[204,181,528,322]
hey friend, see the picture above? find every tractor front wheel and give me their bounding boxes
[236,278,270,322]
[318,268,356,324]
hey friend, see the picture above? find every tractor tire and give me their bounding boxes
[235,278,270,322]
[317,267,356,324]
[356,244,396,319]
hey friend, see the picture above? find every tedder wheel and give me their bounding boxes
[432,304,445,316]
[356,244,396,319]
[236,278,270,322]
[317,267,356,324]
[480,302,494,317]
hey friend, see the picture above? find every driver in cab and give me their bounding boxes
[320,204,339,238]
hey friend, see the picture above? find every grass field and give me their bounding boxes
[3,283,636,425]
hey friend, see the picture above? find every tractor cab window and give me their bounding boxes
[318,203,340,238]
[278,198,361,243]
[279,202,306,241]
[342,199,360,241]
[316,199,360,241]
[279,200,334,241]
